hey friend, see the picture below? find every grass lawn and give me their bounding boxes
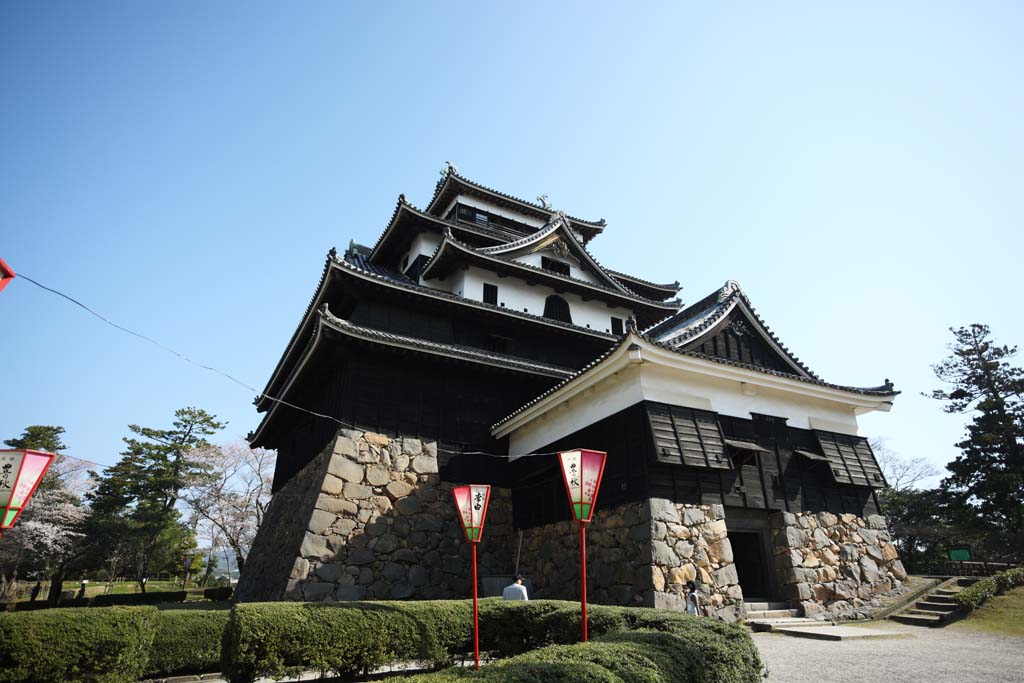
[953,586,1024,637]
[60,579,186,597]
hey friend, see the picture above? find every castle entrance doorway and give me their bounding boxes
[729,531,771,601]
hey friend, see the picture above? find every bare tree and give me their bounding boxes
[183,441,275,572]
[871,437,940,491]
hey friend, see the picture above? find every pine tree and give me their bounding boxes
[86,407,225,591]
[931,324,1024,552]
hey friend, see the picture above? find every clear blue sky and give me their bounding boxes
[2,2,1021,488]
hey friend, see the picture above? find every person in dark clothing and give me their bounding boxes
[30,581,42,602]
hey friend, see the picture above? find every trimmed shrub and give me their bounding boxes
[955,567,1024,612]
[204,586,233,601]
[92,590,188,607]
[0,606,157,683]
[222,600,475,682]
[382,630,755,683]
[145,607,232,678]
[224,600,761,683]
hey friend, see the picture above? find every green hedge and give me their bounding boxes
[954,567,1024,611]
[0,605,231,683]
[145,606,232,678]
[223,600,473,682]
[0,606,157,683]
[223,600,761,683]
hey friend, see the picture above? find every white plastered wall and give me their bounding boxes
[428,265,633,333]
[512,249,600,285]
[507,359,866,455]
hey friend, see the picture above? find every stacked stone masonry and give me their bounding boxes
[235,428,514,602]
[770,510,908,621]
[237,426,906,625]
[514,498,745,622]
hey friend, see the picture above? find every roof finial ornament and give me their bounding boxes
[625,317,637,333]
[328,246,338,259]
[441,160,458,178]
[717,279,742,302]
[537,194,552,210]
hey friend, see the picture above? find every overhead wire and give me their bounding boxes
[13,272,567,463]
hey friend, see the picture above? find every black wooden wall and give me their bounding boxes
[510,401,882,530]
[268,337,557,492]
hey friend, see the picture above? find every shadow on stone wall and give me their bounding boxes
[238,428,516,602]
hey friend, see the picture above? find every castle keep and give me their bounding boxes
[236,167,906,621]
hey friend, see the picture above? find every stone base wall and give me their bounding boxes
[770,511,908,620]
[516,498,744,622]
[236,427,515,602]
[516,500,651,606]
[648,499,745,622]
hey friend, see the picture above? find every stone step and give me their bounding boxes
[770,625,914,641]
[747,617,827,632]
[926,594,957,604]
[746,609,800,620]
[957,577,980,587]
[916,600,957,612]
[906,608,953,617]
[744,601,790,612]
[891,612,943,626]
[933,588,961,596]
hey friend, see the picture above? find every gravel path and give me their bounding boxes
[754,621,1024,683]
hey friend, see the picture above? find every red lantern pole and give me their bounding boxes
[471,542,480,669]
[580,520,588,641]
[557,449,606,644]
[452,484,490,670]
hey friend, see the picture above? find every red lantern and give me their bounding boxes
[558,449,606,641]
[451,484,490,669]
[0,258,15,294]
[0,449,55,535]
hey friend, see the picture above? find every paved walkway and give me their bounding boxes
[754,621,1024,682]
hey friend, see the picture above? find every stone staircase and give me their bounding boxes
[888,577,978,627]
[745,601,827,631]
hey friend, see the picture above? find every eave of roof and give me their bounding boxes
[251,306,577,445]
[426,169,606,240]
[421,231,680,313]
[607,269,681,296]
[491,332,899,436]
[255,250,620,411]
[368,196,519,263]
[476,214,648,298]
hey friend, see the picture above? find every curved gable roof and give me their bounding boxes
[426,167,606,242]
[645,280,820,380]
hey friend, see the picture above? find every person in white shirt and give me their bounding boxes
[502,574,529,601]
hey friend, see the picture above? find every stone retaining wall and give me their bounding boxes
[516,498,745,622]
[770,510,908,620]
[515,500,650,606]
[236,427,515,602]
[648,499,745,622]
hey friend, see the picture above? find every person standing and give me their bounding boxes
[684,581,701,616]
[30,581,42,602]
[502,575,529,601]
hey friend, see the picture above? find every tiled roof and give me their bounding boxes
[491,332,899,431]
[644,280,820,380]
[427,167,606,232]
[424,230,679,311]
[367,196,521,262]
[319,309,576,379]
[330,252,619,340]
